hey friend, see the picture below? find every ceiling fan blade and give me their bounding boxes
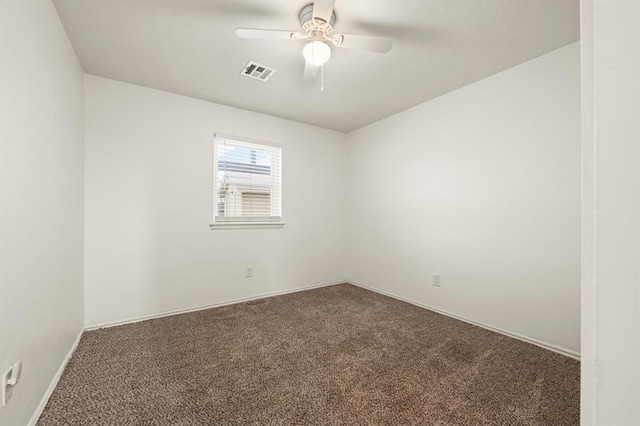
[331,34,394,53]
[303,61,320,80]
[312,0,336,23]
[236,29,303,40]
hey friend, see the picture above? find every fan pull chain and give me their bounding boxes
[321,65,324,92]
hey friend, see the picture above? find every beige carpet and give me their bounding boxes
[38,284,579,425]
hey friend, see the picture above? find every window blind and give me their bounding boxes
[213,136,282,223]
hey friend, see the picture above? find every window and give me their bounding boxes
[211,134,283,229]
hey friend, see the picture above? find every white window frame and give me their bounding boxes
[210,133,284,230]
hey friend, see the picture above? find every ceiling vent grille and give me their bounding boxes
[241,61,276,82]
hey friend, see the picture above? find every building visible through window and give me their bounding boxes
[213,135,282,227]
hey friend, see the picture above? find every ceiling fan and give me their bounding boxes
[235,0,394,82]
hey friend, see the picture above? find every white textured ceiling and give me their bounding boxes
[53,0,579,132]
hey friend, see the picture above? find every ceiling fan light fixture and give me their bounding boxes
[303,41,331,66]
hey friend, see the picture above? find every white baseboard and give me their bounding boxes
[86,279,579,360]
[347,280,580,360]
[28,329,84,426]
[85,279,346,331]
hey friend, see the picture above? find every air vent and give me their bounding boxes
[241,61,276,82]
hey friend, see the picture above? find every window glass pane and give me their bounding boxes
[214,138,281,221]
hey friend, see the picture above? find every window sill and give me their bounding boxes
[209,222,285,230]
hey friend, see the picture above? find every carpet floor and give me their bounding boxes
[38,284,579,425]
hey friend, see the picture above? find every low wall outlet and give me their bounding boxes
[432,273,441,287]
[246,266,253,278]
[2,360,22,407]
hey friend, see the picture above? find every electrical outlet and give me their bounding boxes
[2,360,22,407]
[245,266,253,278]
[432,273,441,287]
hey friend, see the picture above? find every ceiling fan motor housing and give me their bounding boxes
[300,3,336,41]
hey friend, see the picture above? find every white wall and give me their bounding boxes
[84,75,348,326]
[0,1,85,425]
[346,42,581,356]
[580,0,640,423]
